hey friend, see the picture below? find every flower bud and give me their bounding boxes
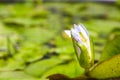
[65,24,94,70]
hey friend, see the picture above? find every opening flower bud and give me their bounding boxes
[65,24,94,70]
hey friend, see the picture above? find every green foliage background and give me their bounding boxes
[0,1,120,80]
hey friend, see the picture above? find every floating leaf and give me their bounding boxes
[0,58,25,71]
[0,71,33,79]
[15,43,47,62]
[23,27,56,44]
[25,58,64,77]
[100,28,120,62]
[89,54,120,79]
[41,61,84,78]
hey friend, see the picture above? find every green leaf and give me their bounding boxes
[25,58,64,77]
[99,28,120,62]
[15,43,47,62]
[0,58,25,71]
[89,54,120,79]
[23,27,55,44]
[0,71,33,79]
[41,61,84,78]
[6,36,17,56]
[0,78,48,80]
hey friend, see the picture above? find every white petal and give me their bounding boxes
[77,46,81,56]
[78,24,89,40]
[74,24,81,32]
[71,28,82,43]
[64,30,71,37]
[80,24,88,35]
[77,24,91,52]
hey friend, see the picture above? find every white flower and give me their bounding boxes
[65,24,91,56]
[65,23,94,69]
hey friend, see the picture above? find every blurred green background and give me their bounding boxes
[0,0,120,80]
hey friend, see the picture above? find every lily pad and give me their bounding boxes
[23,27,56,44]
[41,61,84,78]
[89,54,120,79]
[0,71,33,79]
[25,58,64,77]
[99,28,120,62]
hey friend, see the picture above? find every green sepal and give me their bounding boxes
[89,36,94,67]
[78,42,94,70]
[71,33,94,70]
[78,43,90,69]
